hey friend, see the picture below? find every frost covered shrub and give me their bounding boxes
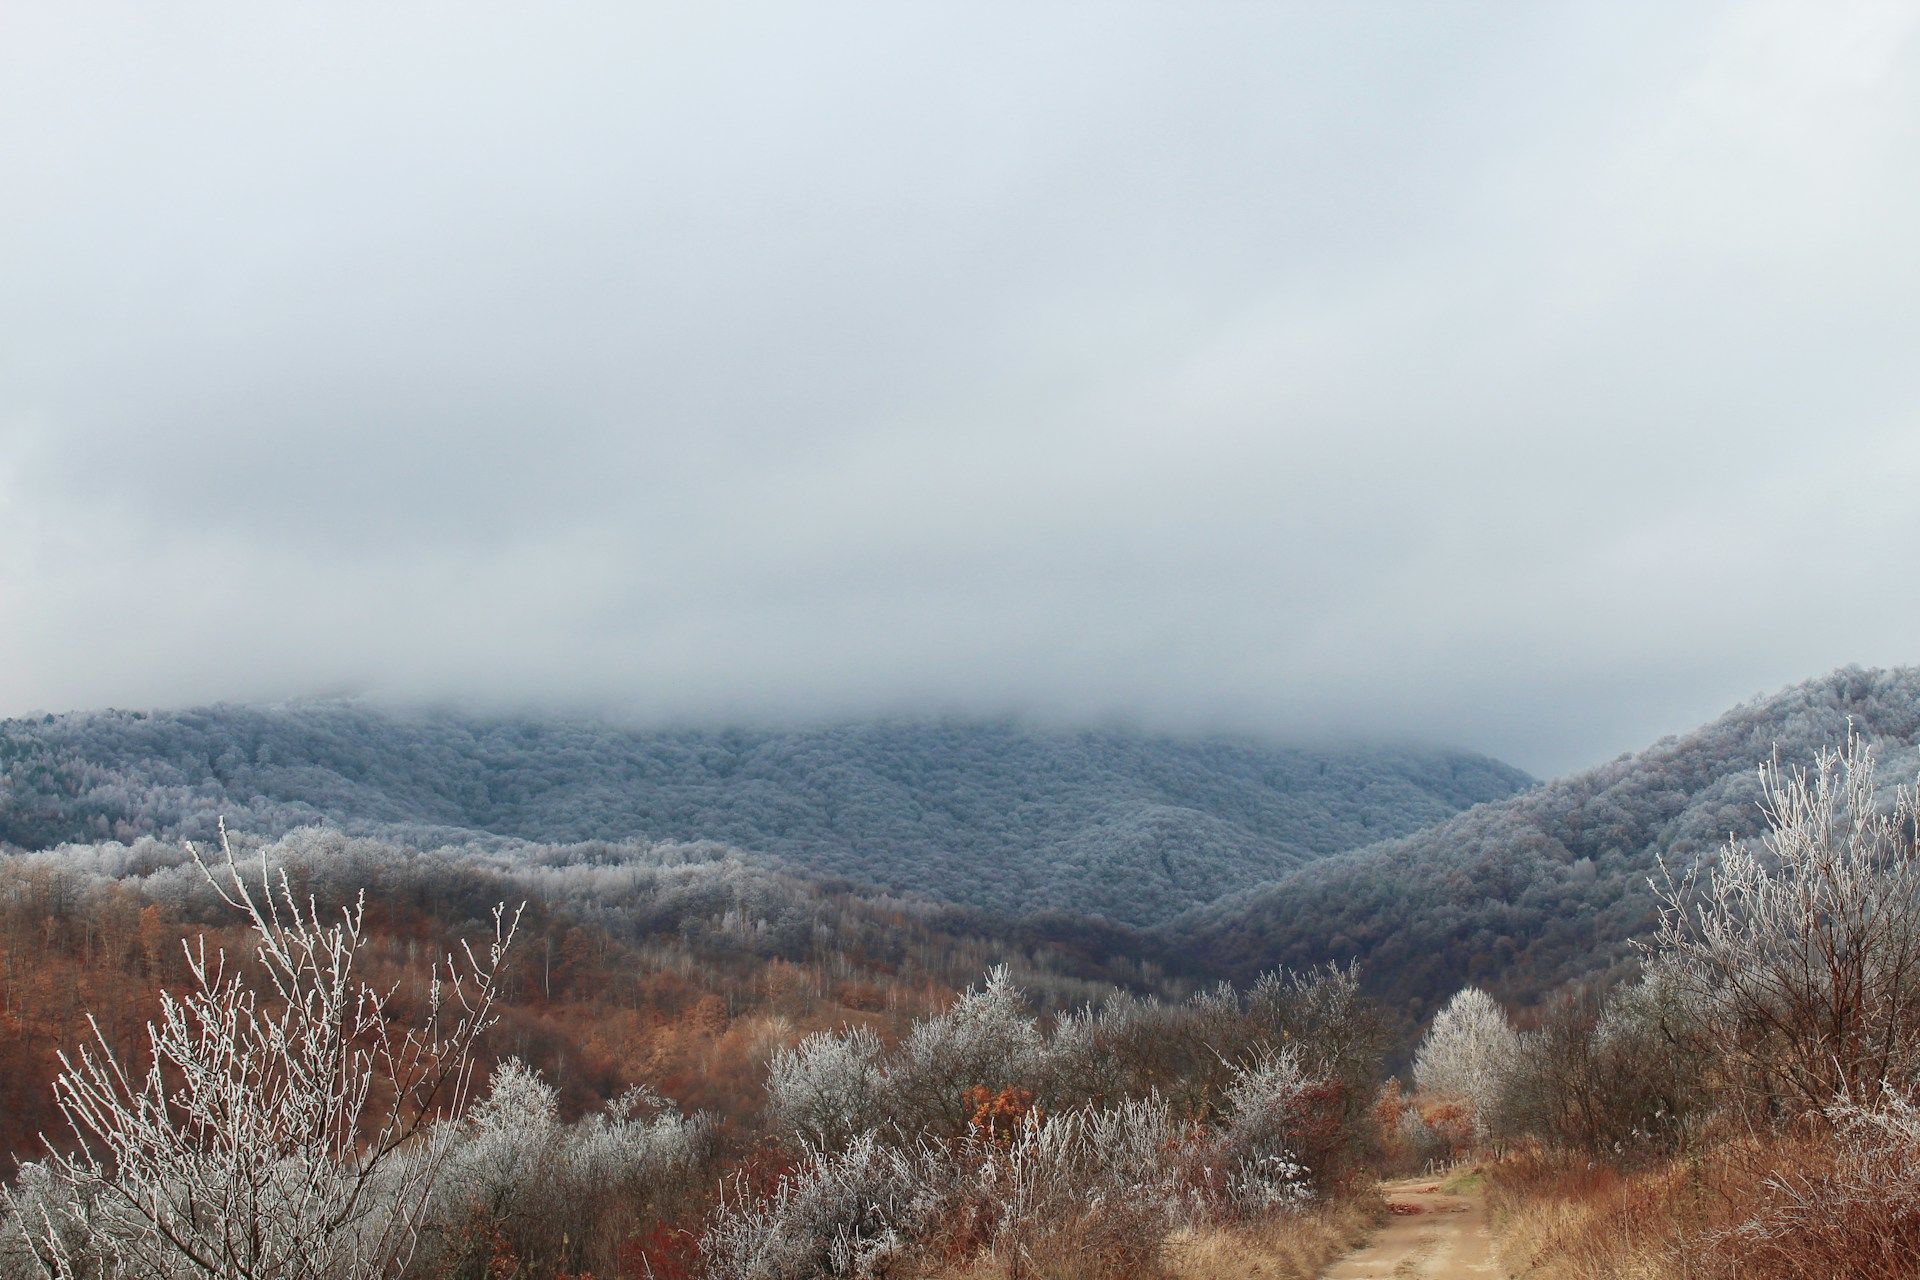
[1213,1051,1317,1215]
[757,966,1054,1158]
[765,1026,886,1147]
[729,964,1364,1278]
[0,1163,103,1280]
[1039,986,1245,1119]
[1394,1106,1449,1168]
[1413,986,1518,1139]
[1496,973,1706,1160]
[426,1059,713,1279]
[0,830,514,1280]
[957,1099,1196,1279]
[703,1097,1220,1280]
[1039,995,1141,1109]
[1654,734,1920,1119]
[1714,1090,1920,1278]
[999,1100,1200,1235]
[885,966,1044,1135]
[766,964,1050,1136]
[704,1069,1324,1280]
[698,1133,948,1280]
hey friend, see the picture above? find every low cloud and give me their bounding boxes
[4,1,1919,776]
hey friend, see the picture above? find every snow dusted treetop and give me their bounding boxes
[1412,986,1518,1137]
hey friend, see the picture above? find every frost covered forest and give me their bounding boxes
[0,709,1529,927]
[7,668,1920,1276]
[1184,666,1920,1017]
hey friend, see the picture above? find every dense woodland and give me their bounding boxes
[1181,666,1920,1027]
[0,708,1528,926]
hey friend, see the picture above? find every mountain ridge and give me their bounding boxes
[1173,664,1920,1020]
[0,703,1531,927]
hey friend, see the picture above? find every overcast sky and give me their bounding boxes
[3,2,1919,776]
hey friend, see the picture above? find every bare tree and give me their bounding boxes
[1652,732,1920,1119]
[5,824,518,1280]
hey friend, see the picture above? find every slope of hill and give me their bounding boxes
[1174,665,1920,1023]
[0,704,1530,926]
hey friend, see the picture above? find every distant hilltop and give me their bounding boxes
[0,704,1529,928]
[1175,665,1920,1027]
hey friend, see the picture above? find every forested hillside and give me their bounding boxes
[1179,666,1920,1025]
[0,706,1528,926]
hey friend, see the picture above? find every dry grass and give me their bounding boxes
[1487,1131,1920,1280]
[1488,1150,1692,1280]
[1163,1196,1381,1280]
[925,1196,1380,1280]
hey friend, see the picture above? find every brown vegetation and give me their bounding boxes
[1,839,1394,1280]
[1163,1197,1382,1280]
[1489,1130,1920,1280]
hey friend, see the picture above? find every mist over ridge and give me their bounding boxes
[6,2,1920,777]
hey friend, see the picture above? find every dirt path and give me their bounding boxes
[1322,1174,1500,1280]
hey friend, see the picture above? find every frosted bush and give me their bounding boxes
[435,1059,562,1222]
[0,1163,101,1280]
[766,1026,886,1147]
[1215,1050,1316,1215]
[570,1082,710,1192]
[427,1059,712,1275]
[1653,733,1920,1114]
[698,1133,947,1280]
[1710,1088,1920,1271]
[1396,1107,1442,1160]
[983,1096,1207,1240]
[707,1072,1324,1277]
[0,829,514,1280]
[886,965,1045,1133]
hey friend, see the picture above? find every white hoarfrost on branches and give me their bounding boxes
[1718,1087,1920,1269]
[702,1066,1321,1280]
[699,1102,1198,1280]
[1,824,519,1280]
[425,1059,712,1275]
[1651,731,1920,1114]
[764,966,1047,1146]
[962,1098,1197,1275]
[1216,1049,1316,1213]
[765,1026,886,1148]
[698,1132,943,1280]
[887,965,1045,1132]
[707,966,1332,1280]
[1413,986,1518,1136]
